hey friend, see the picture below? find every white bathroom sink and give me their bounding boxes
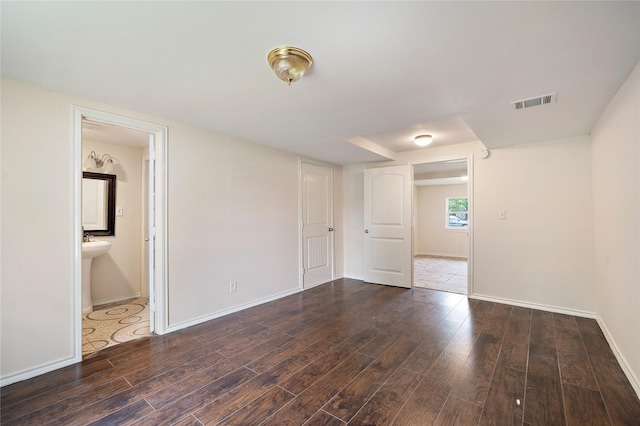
[82,240,111,314]
[82,240,111,259]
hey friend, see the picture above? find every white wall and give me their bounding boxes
[343,164,365,278]
[167,124,300,326]
[591,63,640,392]
[1,79,338,383]
[473,136,595,313]
[2,81,77,381]
[83,139,143,304]
[343,138,596,314]
[415,184,469,258]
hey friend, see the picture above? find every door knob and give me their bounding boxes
[329,228,334,232]
[365,229,369,233]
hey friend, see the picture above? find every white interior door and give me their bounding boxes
[147,135,156,332]
[301,161,334,288]
[363,164,413,288]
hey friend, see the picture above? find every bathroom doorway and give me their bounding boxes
[413,159,471,295]
[74,107,168,358]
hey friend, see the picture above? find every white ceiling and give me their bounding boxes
[414,160,467,177]
[83,119,151,148]
[3,2,638,165]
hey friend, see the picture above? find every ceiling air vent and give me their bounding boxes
[512,92,557,110]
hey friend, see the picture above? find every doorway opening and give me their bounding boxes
[73,107,168,359]
[413,159,470,295]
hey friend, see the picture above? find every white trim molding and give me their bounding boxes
[73,106,169,342]
[92,293,143,307]
[469,294,640,398]
[164,287,303,334]
[469,293,596,319]
[596,316,640,399]
[0,358,81,388]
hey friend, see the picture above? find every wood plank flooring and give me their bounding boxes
[2,278,639,425]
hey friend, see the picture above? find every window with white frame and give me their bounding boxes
[446,197,468,229]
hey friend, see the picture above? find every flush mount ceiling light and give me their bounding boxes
[267,46,313,85]
[414,135,433,147]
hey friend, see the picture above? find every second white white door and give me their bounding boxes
[301,161,334,288]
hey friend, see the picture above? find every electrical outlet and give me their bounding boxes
[229,281,237,293]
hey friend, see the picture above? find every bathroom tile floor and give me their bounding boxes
[82,297,151,356]
[414,255,468,294]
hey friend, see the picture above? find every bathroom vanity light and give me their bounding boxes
[83,151,115,174]
[267,46,313,85]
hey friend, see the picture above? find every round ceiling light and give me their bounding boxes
[267,46,313,85]
[414,134,433,147]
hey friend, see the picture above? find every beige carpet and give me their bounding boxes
[414,255,468,294]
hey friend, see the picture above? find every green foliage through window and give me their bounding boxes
[446,197,468,228]
[448,198,468,212]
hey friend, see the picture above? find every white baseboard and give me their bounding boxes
[343,274,361,280]
[93,292,142,307]
[1,355,81,387]
[1,288,305,387]
[10,280,637,403]
[469,293,596,318]
[303,278,338,290]
[2,293,144,386]
[164,287,303,334]
[596,316,640,399]
[415,252,468,260]
[470,293,640,399]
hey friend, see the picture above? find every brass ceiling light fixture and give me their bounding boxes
[267,46,313,85]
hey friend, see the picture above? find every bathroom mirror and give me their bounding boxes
[82,172,116,236]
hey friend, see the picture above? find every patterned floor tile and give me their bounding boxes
[82,297,151,356]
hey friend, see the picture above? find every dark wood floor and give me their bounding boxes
[2,279,639,425]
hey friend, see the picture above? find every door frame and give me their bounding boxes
[141,156,150,299]
[73,106,169,360]
[411,156,473,295]
[298,158,334,289]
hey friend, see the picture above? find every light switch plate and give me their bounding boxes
[116,207,123,216]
